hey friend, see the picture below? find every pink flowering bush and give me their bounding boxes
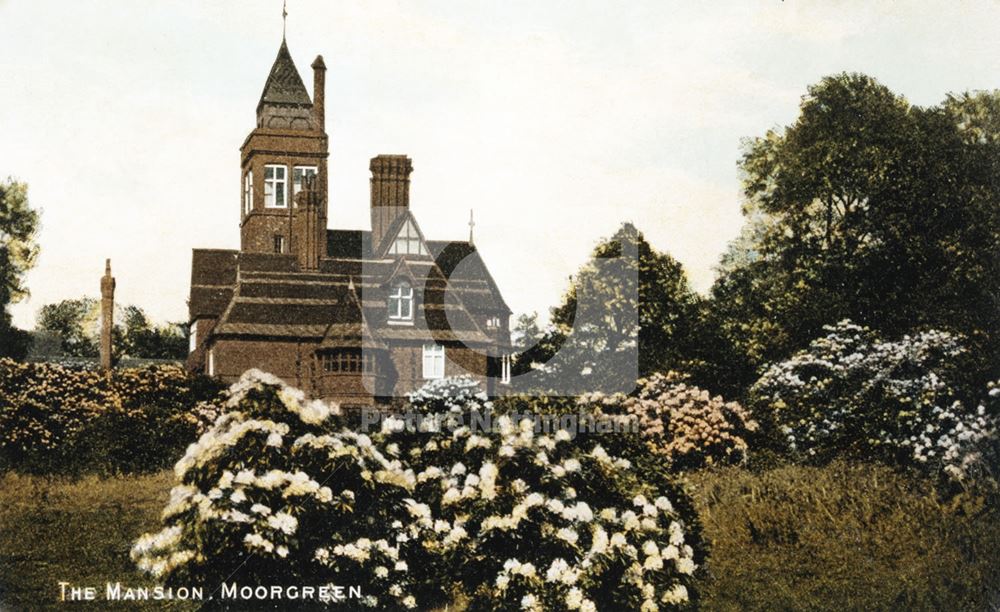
[579,373,758,470]
[750,320,1000,485]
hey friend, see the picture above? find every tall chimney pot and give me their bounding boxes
[311,55,326,130]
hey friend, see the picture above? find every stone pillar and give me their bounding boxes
[100,259,115,371]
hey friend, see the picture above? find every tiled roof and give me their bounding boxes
[258,40,312,109]
[192,228,510,347]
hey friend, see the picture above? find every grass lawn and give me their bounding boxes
[688,462,1000,611]
[0,470,197,611]
[1,464,998,610]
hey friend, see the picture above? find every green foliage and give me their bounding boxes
[36,298,189,361]
[514,223,704,394]
[0,358,223,475]
[711,74,1000,396]
[689,462,1000,611]
[0,179,40,360]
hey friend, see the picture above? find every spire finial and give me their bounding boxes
[468,209,476,245]
[282,0,288,40]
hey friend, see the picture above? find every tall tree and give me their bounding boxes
[0,179,40,359]
[515,223,703,393]
[713,73,1000,395]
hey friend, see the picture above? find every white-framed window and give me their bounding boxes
[189,322,197,354]
[292,166,318,199]
[243,170,253,216]
[501,354,512,385]
[264,164,287,208]
[422,344,445,379]
[486,316,501,329]
[388,280,414,322]
[387,219,427,256]
[274,235,286,254]
[207,349,215,376]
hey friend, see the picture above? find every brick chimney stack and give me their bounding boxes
[100,259,115,371]
[311,55,326,131]
[370,155,413,249]
[293,174,326,270]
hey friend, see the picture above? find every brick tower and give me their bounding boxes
[239,37,329,255]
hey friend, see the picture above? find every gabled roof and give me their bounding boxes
[375,211,430,258]
[427,241,511,314]
[258,39,312,111]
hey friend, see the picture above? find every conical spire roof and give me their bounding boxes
[258,39,312,110]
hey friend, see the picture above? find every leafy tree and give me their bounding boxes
[712,74,1000,395]
[0,179,40,359]
[36,298,188,360]
[36,298,99,357]
[515,223,703,393]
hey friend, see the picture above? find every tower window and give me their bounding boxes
[274,235,286,254]
[387,219,427,256]
[292,166,318,200]
[422,344,445,379]
[388,280,414,322]
[264,164,287,208]
[243,170,253,216]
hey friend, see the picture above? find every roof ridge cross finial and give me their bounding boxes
[468,209,475,245]
[282,0,288,40]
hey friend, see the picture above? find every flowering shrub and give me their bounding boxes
[389,377,705,611]
[136,373,704,609]
[133,371,451,609]
[750,320,1000,484]
[0,358,222,473]
[578,373,757,470]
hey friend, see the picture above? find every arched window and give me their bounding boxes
[388,280,414,322]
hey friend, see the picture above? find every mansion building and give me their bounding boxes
[187,37,512,403]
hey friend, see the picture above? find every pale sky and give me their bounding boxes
[4,1,1000,330]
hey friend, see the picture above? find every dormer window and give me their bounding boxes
[387,219,427,256]
[388,280,414,322]
[264,164,287,208]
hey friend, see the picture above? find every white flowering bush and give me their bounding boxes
[132,370,451,610]
[386,377,704,611]
[135,373,704,609]
[750,320,1000,484]
[579,373,758,470]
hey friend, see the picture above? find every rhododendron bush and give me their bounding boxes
[135,373,704,610]
[750,320,1000,484]
[132,371,450,609]
[0,358,222,473]
[579,373,757,470]
[395,378,704,611]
